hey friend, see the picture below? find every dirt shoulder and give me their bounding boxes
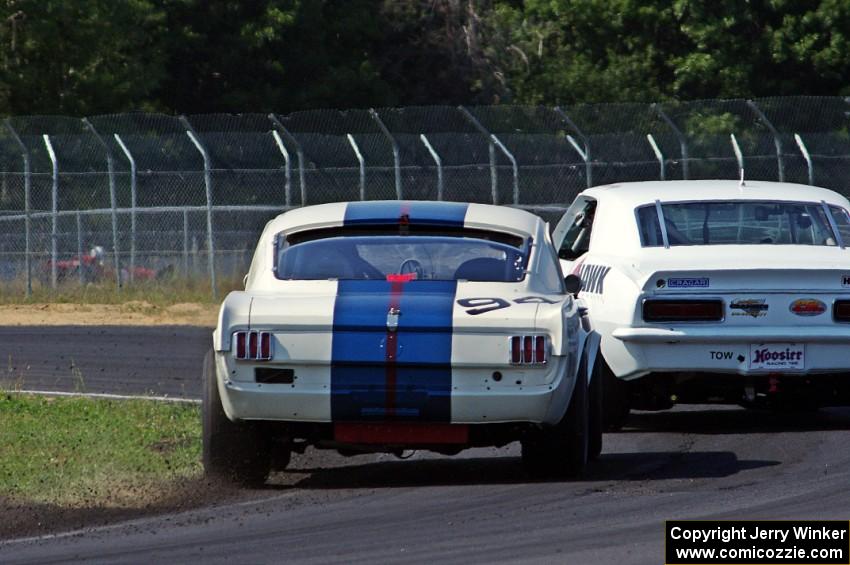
[0,302,218,327]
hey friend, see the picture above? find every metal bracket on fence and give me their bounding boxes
[369,109,403,200]
[565,134,591,187]
[495,137,519,204]
[83,118,121,290]
[747,100,785,182]
[420,134,444,201]
[646,134,666,181]
[346,134,366,201]
[43,134,59,290]
[113,134,137,282]
[179,116,217,300]
[458,106,519,204]
[268,114,306,205]
[730,133,745,179]
[4,120,32,297]
[653,103,689,179]
[271,130,292,207]
[794,133,814,185]
[554,107,593,188]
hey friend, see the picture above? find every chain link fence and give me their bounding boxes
[0,96,848,298]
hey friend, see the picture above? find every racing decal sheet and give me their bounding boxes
[330,202,469,422]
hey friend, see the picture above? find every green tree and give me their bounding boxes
[0,0,167,115]
[483,0,850,105]
[156,0,395,113]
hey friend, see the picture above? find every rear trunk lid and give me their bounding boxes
[636,246,850,328]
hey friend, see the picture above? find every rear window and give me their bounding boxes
[637,200,845,247]
[275,228,531,282]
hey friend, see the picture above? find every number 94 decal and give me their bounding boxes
[457,296,559,315]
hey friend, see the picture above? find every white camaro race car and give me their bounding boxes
[553,180,850,428]
[206,201,600,484]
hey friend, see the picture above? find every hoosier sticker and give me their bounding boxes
[748,343,805,370]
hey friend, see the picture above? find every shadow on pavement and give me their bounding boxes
[622,406,850,434]
[268,449,777,490]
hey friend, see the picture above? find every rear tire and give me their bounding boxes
[522,355,589,478]
[588,353,603,460]
[202,349,271,486]
[601,356,630,431]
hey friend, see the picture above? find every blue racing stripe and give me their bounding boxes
[343,201,468,227]
[331,280,457,422]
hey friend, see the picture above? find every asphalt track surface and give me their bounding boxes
[0,326,209,398]
[3,326,850,563]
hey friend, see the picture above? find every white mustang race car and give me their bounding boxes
[205,201,600,484]
[554,180,850,428]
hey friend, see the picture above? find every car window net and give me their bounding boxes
[275,234,531,282]
[636,200,843,247]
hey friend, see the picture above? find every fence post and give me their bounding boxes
[346,134,366,201]
[646,134,666,181]
[459,106,510,203]
[76,212,84,286]
[43,134,59,290]
[270,130,292,207]
[369,109,403,200]
[459,106,519,204]
[554,107,593,188]
[730,133,745,177]
[420,134,444,201]
[496,138,518,204]
[4,120,31,298]
[82,118,121,290]
[113,134,137,281]
[179,116,217,300]
[268,114,306,205]
[794,133,814,185]
[183,208,190,276]
[653,103,689,179]
[747,100,785,182]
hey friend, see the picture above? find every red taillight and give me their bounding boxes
[236,332,246,359]
[510,335,548,365]
[535,336,546,363]
[643,300,722,322]
[523,336,533,363]
[261,332,271,359]
[233,331,273,361]
[511,336,521,364]
[834,300,850,322]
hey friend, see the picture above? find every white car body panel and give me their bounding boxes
[554,180,850,391]
[214,201,595,427]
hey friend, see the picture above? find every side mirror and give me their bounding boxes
[564,274,582,297]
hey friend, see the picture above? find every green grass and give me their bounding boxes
[0,277,243,306]
[0,394,202,507]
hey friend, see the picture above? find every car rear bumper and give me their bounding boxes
[608,326,850,378]
[613,326,850,343]
[215,353,575,426]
